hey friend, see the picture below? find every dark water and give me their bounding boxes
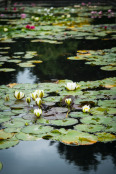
[0,38,116,85]
[0,140,116,174]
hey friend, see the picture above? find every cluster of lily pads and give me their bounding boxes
[0,77,116,148]
[68,47,116,71]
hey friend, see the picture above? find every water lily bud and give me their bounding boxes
[3,28,8,32]
[36,90,44,98]
[30,91,38,100]
[65,82,80,91]
[5,94,9,101]
[25,122,29,126]
[34,109,42,117]
[65,98,72,106]
[82,105,90,113]
[35,98,42,106]
[14,91,25,100]
[26,97,31,104]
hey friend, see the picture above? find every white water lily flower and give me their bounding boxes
[65,98,72,106]
[34,109,42,117]
[36,90,44,98]
[34,17,39,21]
[36,98,42,106]
[26,97,31,104]
[82,105,90,113]
[30,91,38,100]
[65,82,80,91]
[14,91,25,100]
[3,28,8,32]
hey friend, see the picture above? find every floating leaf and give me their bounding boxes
[96,132,116,142]
[0,130,14,140]
[74,124,105,133]
[0,68,16,72]
[81,116,112,125]
[4,127,21,133]
[22,125,53,135]
[16,132,41,141]
[60,130,97,145]
[2,120,25,128]
[0,162,3,171]
[0,115,11,123]
[69,111,90,118]
[0,140,19,149]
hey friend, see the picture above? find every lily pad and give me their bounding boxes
[96,132,116,142]
[2,120,25,128]
[0,162,3,171]
[0,115,11,123]
[81,116,112,125]
[21,125,53,135]
[0,68,16,72]
[0,140,19,149]
[16,132,41,141]
[69,111,90,118]
[74,124,105,133]
[60,130,97,145]
[0,130,14,140]
[4,127,21,133]
[50,118,78,127]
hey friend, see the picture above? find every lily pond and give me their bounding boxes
[0,1,116,174]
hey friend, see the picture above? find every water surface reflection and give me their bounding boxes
[0,140,116,174]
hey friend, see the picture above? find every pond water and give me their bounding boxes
[0,2,116,174]
[0,140,116,174]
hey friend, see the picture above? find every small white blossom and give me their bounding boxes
[14,91,25,100]
[82,105,90,113]
[65,82,80,91]
[34,109,42,117]
[36,98,42,106]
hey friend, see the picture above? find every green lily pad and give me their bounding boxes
[0,162,3,171]
[0,68,16,72]
[81,116,112,125]
[10,104,25,109]
[50,118,78,127]
[98,100,116,108]
[2,120,25,128]
[90,107,108,115]
[107,108,116,115]
[69,111,90,118]
[105,124,116,133]
[0,115,11,123]
[96,132,116,142]
[74,124,105,133]
[21,125,53,135]
[0,130,14,140]
[16,132,41,141]
[23,113,37,120]
[18,63,35,67]
[11,109,27,115]
[60,130,97,145]
[43,96,61,102]
[101,66,116,71]
[0,140,19,149]
[4,127,21,133]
